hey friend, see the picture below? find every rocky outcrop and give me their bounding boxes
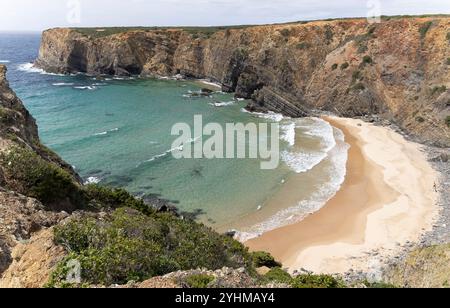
[36,17,450,146]
[0,65,78,280]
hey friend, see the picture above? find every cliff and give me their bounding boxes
[36,17,450,147]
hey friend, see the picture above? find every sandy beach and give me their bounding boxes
[246,117,439,275]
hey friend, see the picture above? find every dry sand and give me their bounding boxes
[246,117,439,274]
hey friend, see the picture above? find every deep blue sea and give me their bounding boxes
[0,32,348,237]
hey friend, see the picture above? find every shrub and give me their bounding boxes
[185,274,215,288]
[0,146,84,209]
[430,85,447,96]
[49,208,253,286]
[340,62,349,70]
[331,63,338,70]
[296,42,311,50]
[446,58,450,65]
[446,116,450,128]
[291,274,344,289]
[352,83,366,91]
[83,184,154,215]
[279,29,291,37]
[324,27,334,43]
[419,21,433,39]
[362,55,373,65]
[263,267,293,284]
[352,70,362,82]
[416,116,425,123]
[363,281,398,288]
[357,44,368,54]
[251,251,281,268]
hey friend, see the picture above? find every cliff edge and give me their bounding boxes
[36,17,450,147]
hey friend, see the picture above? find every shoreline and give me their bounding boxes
[246,116,439,275]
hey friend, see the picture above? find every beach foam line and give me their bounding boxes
[199,79,222,89]
[281,118,337,174]
[234,126,349,242]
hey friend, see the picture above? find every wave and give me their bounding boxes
[94,127,119,136]
[281,118,337,174]
[234,125,350,242]
[17,63,65,76]
[74,86,97,90]
[280,122,296,147]
[209,101,235,107]
[137,136,201,167]
[240,108,286,122]
[0,60,10,63]
[52,82,75,86]
[84,176,101,185]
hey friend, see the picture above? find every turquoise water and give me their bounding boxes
[0,33,348,234]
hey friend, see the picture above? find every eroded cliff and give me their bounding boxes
[36,17,450,146]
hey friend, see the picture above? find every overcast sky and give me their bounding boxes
[0,0,449,31]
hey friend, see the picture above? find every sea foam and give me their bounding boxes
[234,124,350,242]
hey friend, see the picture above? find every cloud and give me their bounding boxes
[0,0,449,31]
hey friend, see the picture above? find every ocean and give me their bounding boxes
[0,32,349,239]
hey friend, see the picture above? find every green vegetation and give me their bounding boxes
[0,146,83,208]
[446,116,450,128]
[357,44,368,54]
[419,21,433,39]
[185,274,215,288]
[430,85,447,96]
[416,116,425,123]
[331,63,338,70]
[362,55,373,65]
[291,274,344,288]
[296,42,311,50]
[251,251,281,268]
[340,62,349,70]
[48,207,253,287]
[324,27,334,44]
[352,70,363,83]
[83,184,154,215]
[446,58,450,65]
[352,83,366,91]
[261,267,344,288]
[72,25,252,39]
[362,281,398,288]
[279,28,291,37]
[263,267,293,284]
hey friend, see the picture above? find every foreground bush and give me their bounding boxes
[262,267,344,288]
[0,146,84,210]
[251,251,282,268]
[48,208,253,286]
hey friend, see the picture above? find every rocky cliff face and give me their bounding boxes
[36,17,450,146]
[0,65,74,279]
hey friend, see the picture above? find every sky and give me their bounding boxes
[0,0,449,31]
